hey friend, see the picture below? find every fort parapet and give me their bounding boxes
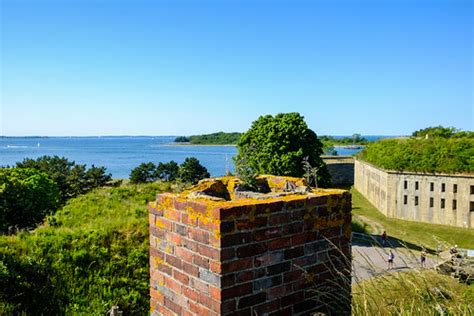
[149,175,351,315]
[355,159,474,228]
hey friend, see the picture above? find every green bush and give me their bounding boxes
[174,136,190,142]
[129,162,157,184]
[178,157,210,184]
[0,168,60,233]
[16,156,112,203]
[357,137,474,173]
[130,159,207,184]
[0,182,172,314]
[234,112,331,187]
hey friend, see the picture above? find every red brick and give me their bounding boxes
[173,198,188,211]
[194,254,210,269]
[221,232,252,246]
[254,227,281,241]
[188,227,210,244]
[165,277,181,294]
[165,254,182,270]
[209,285,221,301]
[173,269,190,285]
[188,200,208,215]
[182,237,198,252]
[221,282,253,300]
[281,291,304,306]
[268,237,291,250]
[176,247,194,263]
[199,219,219,232]
[267,283,292,299]
[222,299,236,313]
[221,220,235,233]
[199,292,213,308]
[235,270,253,283]
[236,217,268,230]
[252,298,281,314]
[191,278,210,295]
[269,213,290,225]
[165,297,182,314]
[198,243,220,259]
[182,261,199,277]
[282,222,304,236]
[183,286,200,302]
[221,248,235,261]
[181,212,198,226]
[165,232,182,246]
[210,260,221,274]
[221,258,253,273]
[156,218,172,230]
[164,208,181,222]
[236,243,266,258]
[189,301,211,316]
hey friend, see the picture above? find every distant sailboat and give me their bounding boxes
[37,143,40,148]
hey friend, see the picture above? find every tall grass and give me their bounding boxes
[0,182,172,315]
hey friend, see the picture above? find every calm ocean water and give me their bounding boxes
[0,136,376,178]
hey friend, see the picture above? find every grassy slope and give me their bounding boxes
[351,187,474,249]
[0,182,172,315]
[353,270,474,315]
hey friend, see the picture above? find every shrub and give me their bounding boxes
[16,156,111,203]
[129,162,157,184]
[178,157,210,184]
[0,168,60,233]
[357,137,474,173]
[234,113,331,187]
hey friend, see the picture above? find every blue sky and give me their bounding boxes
[1,0,472,136]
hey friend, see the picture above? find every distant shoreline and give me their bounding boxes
[165,143,237,147]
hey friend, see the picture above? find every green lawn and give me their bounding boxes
[351,187,474,250]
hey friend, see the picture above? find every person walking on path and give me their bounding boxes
[381,231,388,247]
[387,250,395,270]
[420,250,427,268]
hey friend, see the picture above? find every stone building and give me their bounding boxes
[149,175,352,315]
[354,159,474,229]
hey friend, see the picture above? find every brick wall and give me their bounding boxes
[149,176,352,315]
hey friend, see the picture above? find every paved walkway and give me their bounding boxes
[352,240,442,283]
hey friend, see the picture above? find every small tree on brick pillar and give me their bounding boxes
[149,176,352,316]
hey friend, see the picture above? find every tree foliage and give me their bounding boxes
[129,162,157,184]
[16,156,111,203]
[357,137,474,173]
[178,157,210,184]
[0,168,60,233]
[234,113,331,187]
[188,132,241,145]
[155,161,179,181]
[174,136,190,143]
[129,159,207,184]
[412,126,474,139]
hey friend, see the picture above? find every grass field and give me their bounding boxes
[352,269,474,315]
[350,187,474,250]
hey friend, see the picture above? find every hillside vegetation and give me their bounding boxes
[174,132,242,145]
[0,182,172,314]
[357,137,474,174]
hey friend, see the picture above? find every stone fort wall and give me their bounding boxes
[322,156,354,186]
[354,159,474,229]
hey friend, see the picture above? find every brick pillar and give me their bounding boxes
[149,176,351,316]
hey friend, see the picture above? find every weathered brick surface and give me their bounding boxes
[150,176,351,315]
